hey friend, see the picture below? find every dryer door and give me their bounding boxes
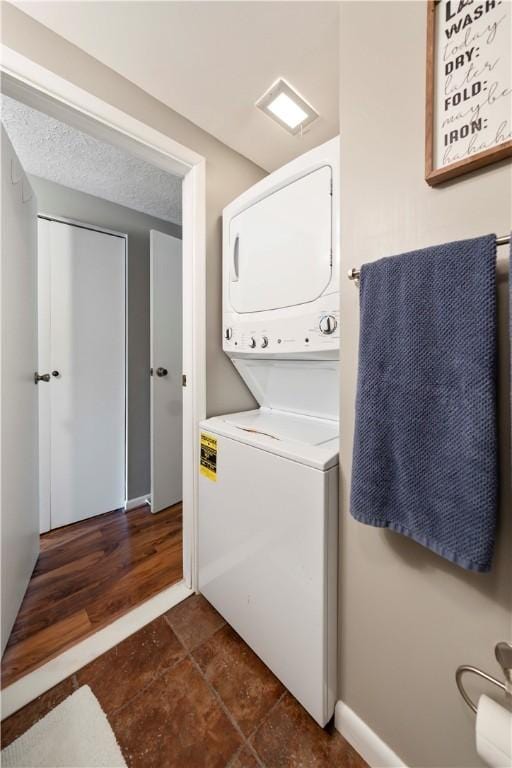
[228,165,333,313]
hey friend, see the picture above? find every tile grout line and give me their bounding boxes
[162,609,227,650]
[243,687,287,766]
[187,651,266,767]
[229,734,266,768]
[246,687,287,742]
[103,645,189,720]
[93,606,225,721]
[185,626,289,768]
[162,608,263,766]
[71,614,191,722]
[164,606,288,768]
[225,744,252,768]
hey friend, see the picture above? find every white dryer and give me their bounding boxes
[198,137,339,726]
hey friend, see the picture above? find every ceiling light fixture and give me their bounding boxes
[256,79,319,136]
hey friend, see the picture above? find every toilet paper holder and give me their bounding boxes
[456,641,512,714]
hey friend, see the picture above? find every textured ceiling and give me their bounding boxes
[12,1,339,172]
[0,95,182,224]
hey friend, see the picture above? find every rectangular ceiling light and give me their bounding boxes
[256,79,319,135]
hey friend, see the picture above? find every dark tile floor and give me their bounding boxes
[1,595,368,768]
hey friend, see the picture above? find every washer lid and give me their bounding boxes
[200,408,339,470]
[232,358,339,421]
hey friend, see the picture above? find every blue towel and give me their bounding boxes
[350,235,498,572]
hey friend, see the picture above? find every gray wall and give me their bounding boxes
[339,3,511,768]
[29,175,181,500]
[1,1,264,419]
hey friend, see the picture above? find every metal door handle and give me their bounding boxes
[34,372,50,383]
[156,367,168,377]
[232,234,240,282]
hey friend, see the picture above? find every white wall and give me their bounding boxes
[338,3,512,768]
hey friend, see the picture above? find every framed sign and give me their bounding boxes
[425,0,512,186]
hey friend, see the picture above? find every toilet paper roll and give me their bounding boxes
[476,694,512,768]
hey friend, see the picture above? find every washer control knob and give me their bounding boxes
[319,315,337,335]
[260,336,269,348]
[224,327,233,341]
[248,336,257,348]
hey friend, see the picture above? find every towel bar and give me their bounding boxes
[347,233,511,282]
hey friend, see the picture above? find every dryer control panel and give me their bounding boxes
[223,299,339,357]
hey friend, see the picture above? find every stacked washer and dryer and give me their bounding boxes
[198,137,339,727]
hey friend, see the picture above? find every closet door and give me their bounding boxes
[46,220,126,528]
[150,230,182,513]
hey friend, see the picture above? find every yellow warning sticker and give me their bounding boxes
[200,433,217,481]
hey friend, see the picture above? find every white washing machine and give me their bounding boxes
[198,138,339,726]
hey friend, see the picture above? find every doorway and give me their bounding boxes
[1,53,205,700]
[1,102,187,685]
[2,93,186,533]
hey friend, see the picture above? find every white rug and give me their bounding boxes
[1,685,127,767]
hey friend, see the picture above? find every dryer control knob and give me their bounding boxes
[319,315,337,335]
[224,327,233,341]
[260,336,269,348]
[248,337,257,348]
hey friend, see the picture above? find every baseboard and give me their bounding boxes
[125,494,150,511]
[335,701,407,768]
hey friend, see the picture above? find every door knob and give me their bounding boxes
[156,367,168,377]
[52,370,60,378]
[34,372,50,383]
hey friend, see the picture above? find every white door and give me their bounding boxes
[38,219,126,529]
[1,127,40,654]
[150,230,182,513]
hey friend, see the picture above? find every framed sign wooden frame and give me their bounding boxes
[425,0,512,186]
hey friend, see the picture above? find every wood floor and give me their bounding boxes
[1,503,182,688]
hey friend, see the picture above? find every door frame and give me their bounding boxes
[1,46,206,592]
[37,214,128,534]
